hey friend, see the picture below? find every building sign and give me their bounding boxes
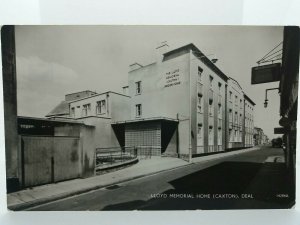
[274,127,289,134]
[164,68,181,88]
[251,63,281,84]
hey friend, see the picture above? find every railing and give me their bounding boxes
[95,146,137,168]
[95,145,162,168]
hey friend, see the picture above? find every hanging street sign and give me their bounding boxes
[251,63,281,84]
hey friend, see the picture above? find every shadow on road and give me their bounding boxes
[103,161,294,210]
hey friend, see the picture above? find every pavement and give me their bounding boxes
[7,146,262,210]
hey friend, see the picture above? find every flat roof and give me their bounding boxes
[112,117,179,125]
[163,43,228,82]
[18,116,84,125]
[68,91,130,103]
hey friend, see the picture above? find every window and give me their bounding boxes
[197,123,203,145]
[82,104,91,117]
[198,94,203,113]
[136,104,142,117]
[209,76,213,89]
[198,66,203,82]
[229,109,233,122]
[218,82,222,92]
[135,81,141,95]
[209,127,213,145]
[209,100,214,116]
[235,95,238,104]
[229,91,232,100]
[218,104,222,116]
[218,128,222,145]
[71,107,75,118]
[96,100,106,114]
[235,112,238,124]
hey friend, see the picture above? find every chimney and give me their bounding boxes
[156,41,169,63]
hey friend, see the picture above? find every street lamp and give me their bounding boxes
[264,88,279,108]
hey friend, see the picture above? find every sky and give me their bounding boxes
[15,25,283,139]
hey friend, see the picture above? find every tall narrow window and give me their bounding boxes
[70,107,75,118]
[136,104,142,117]
[209,76,213,89]
[218,128,222,145]
[209,127,213,145]
[96,100,106,114]
[229,91,232,100]
[82,104,91,117]
[218,104,222,116]
[197,123,203,145]
[218,82,222,92]
[198,66,203,82]
[209,100,213,116]
[135,81,141,95]
[198,93,203,113]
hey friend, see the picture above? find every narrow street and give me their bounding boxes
[27,146,294,211]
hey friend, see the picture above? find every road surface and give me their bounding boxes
[28,146,294,210]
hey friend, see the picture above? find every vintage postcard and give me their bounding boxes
[1,25,298,210]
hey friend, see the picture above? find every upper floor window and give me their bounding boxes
[96,100,106,114]
[82,104,91,117]
[218,82,222,92]
[209,100,214,116]
[136,81,141,95]
[229,91,232,100]
[136,104,142,117]
[235,95,238,104]
[198,66,203,82]
[70,107,75,118]
[198,93,203,113]
[209,76,213,89]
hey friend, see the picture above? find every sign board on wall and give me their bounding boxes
[164,68,181,88]
[251,63,281,84]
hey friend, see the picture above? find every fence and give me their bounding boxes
[95,146,137,168]
[95,145,162,167]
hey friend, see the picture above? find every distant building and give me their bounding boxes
[254,127,268,145]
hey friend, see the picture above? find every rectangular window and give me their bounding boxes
[209,76,213,89]
[197,123,203,145]
[209,127,213,145]
[218,105,222,116]
[218,82,222,92]
[82,104,91,117]
[136,81,141,95]
[198,94,203,113]
[71,107,75,117]
[96,100,106,114]
[209,101,213,116]
[218,128,222,145]
[235,95,238,104]
[136,104,142,117]
[229,91,232,100]
[198,66,203,82]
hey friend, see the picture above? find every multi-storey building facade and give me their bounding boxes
[244,94,255,147]
[226,78,244,149]
[47,43,256,161]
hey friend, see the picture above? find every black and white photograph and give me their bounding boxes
[1,25,298,211]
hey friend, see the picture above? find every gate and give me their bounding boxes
[21,136,80,187]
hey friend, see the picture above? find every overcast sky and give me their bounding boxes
[15,25,283,139]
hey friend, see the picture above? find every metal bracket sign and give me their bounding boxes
[251,63,281,84]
